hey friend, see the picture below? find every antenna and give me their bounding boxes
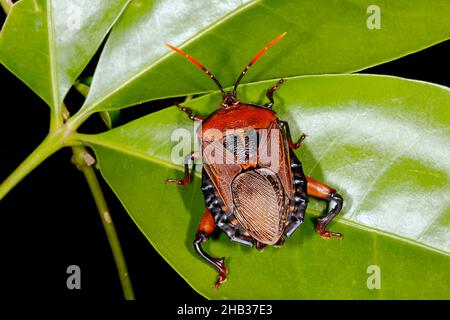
[233,32,287,96]
[166,43,226,98]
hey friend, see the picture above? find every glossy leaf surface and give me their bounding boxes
[81,75,450,299]
[80,0,450,113]
[0,0,129,111]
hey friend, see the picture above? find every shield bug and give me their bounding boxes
[166,32,344,288]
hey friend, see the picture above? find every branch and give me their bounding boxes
[66,88,134,299]
[1,2,134,297]
[0,132,65,201]
[71,146,135,300]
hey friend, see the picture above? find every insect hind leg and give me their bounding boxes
[306,176,344,239]
[194,209,228,288]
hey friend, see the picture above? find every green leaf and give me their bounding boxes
[0,0,129,113]
[75,77,120,129]
[79,75,450,299]
[99,110,121,130]
[80,0,450,114]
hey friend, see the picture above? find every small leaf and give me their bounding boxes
[80,0,450,113]
[0,0,129,113]
[75,77,120,129]
[99,110,121,130]
[80,75,450,299]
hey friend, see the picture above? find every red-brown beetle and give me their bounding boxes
[166,33,343,288]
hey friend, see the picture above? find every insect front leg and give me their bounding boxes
[306,176,344,239]
[166,152,199,186]
[279,120,307,150]
[264,78,285,109]
[194,209,228,288]
[175,102,205,121]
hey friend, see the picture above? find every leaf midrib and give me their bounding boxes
[46,0,60,112]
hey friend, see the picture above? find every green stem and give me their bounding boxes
[2,1,132,296]
[2,3,133,298]
[71,146,135,300]
[0,0,12,15]
[66,109,91,132]
[50,106,64,132]
[0,133,63,201]
[66,88,134,299]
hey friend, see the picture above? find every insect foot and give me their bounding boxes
[292,133,308,149]
[214,258,228,289]
[166,178,186,186]
[315,220,344,239]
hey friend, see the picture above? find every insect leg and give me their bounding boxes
[306,176,344,239]
[256,241,267,251]
[194,209,228,288]
[264,78,285,109]
[274,237,285,247]
[175,102,205,121]
[279,120,307,150]
[166,152,199,186]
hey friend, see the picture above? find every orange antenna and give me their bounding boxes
[166,43,226,97]
[233,32,287,96]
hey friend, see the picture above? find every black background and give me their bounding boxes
[0,10,448,305]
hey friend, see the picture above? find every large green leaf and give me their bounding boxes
[0,0,129,112]
[79,0,450,114]
[78,75,450,299]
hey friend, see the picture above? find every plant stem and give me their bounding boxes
[65,109,91,132]
[0,0,12,15]
[0,133,63,201]
[71,146,135,300]
[2,0,133,296]
[67,87,134,299]
[2,1,134,300]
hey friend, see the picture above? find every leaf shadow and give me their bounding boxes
[264,88,348,241]
[165,167,204,253]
